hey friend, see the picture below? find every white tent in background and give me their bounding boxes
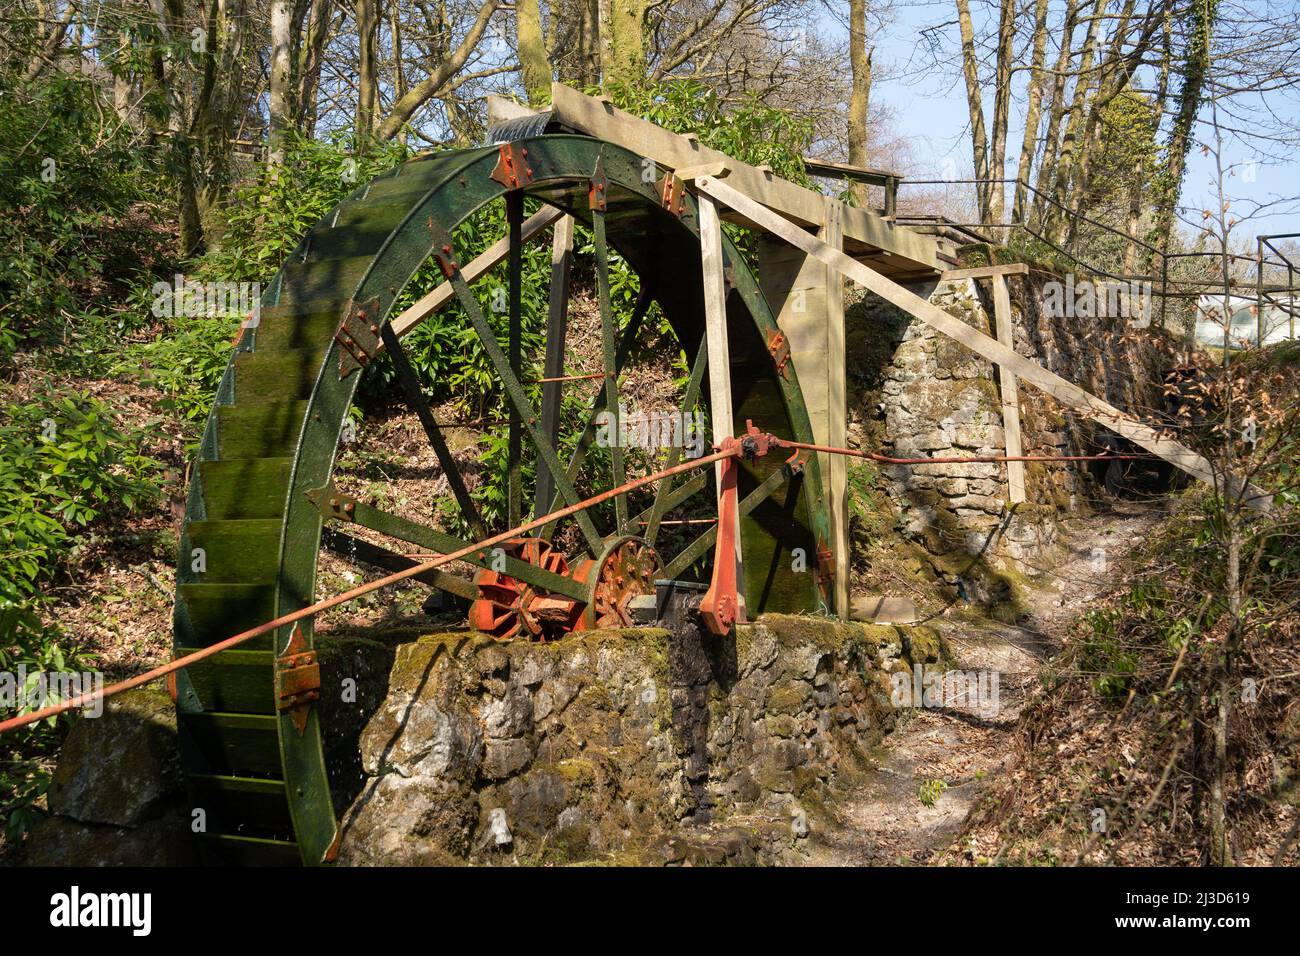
[1195,294,1298,349]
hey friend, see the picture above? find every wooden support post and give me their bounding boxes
[990,274,1027,504]
[506,192,523,528]
[534,215,573,518]
[698,194,744,613]
[824,199,850,618]
[695,175,1267,511]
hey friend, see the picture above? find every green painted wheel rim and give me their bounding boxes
[173,134,831,865]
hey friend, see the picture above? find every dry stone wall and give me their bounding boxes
[854,269,1174,594]
[337,616,943,865]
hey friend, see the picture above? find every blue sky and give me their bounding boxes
[815,0,1300,242]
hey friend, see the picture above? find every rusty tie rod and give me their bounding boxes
[0,431,1146,734]
[0,446,742,734]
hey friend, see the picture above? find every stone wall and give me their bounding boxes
[12,615,941,867]
[853,268,1174,596]
[338,615,943,866]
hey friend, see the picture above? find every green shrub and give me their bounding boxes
[200,132,413,284]
[123,312,241,442]
[0,392,163,836]
[0,72,168,371]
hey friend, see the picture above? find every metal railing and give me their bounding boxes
[887,177,1300,348]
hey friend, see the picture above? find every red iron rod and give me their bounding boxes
[770,437,1151,465]
[0,446,740,735]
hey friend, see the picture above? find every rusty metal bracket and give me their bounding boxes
[589,154,608,212]
[490,142,534,190]
[815,536,835,599]
[335,297,382,379]
[304,481,357,522]
[767,329,791,380]
[657,172,686,217]
[700,426,777,636]
[783,448,809,476]
[424,219,460,280]
[276,624,321,736]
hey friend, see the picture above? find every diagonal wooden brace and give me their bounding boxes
[691,175,1270,512]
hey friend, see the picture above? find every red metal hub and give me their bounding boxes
[469,537,581,640]
[572,536,663,630]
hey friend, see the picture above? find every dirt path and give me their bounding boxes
[809,499,1168,865]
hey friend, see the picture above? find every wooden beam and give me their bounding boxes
[803,157,899,186]
[695,175,1266,509]
[548,82,941,277]
[386,205,563,341]
[990,275,1027,503]
[486,94,542,127]
[824,198,850,619]
[941,263,1030,281]
[699,193,745,612]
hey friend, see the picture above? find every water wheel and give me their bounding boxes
[172,134,832,865]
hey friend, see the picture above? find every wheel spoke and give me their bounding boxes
[387,207,564,340]
[643,335,709,547]
[321,527,477,600]
[533,214,573,518]
[661,463,794,580]
[591,173,626,531]
[633,471,709,538]
[507,192,524,528]
[539,282,654,537]
[436,239,604,555]
[307,482,588,600]
[378,323,487,540]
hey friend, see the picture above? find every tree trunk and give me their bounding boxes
[604,0,647,88]
[573,0,602,86]
[390,0,408,143]
[517,0,553,106]
[193,0,249,244]
[1047,0,1108,242]
[1032,0,1081,228]
[1012,0,1050,224]
[355,0,379,148]
[988,0,1018,228]
[375,0,501,141]
[847,0,873,208]
[149,0,203,254]
[1063,0,1153,248]
[955,0,991,219]
[297,0,334,138]
[269,0,294,166]
[1153,0,1219,262]
[1124,157,1144,274]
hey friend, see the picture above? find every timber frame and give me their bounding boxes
[487,86,1266,624]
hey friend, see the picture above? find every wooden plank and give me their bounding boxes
[548,82,941,277]
[534,214,573,519]
[990,275,1027,504]
[824,198,850,619]
[942,263,1030,281]
[696,175,1265,509]
[386,206,563,341]
[803,157,898,186]
[698,194,744,611]
[486,94,542,127]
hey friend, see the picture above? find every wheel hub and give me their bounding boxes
[469,538,581,640]
[572,536,663,630]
